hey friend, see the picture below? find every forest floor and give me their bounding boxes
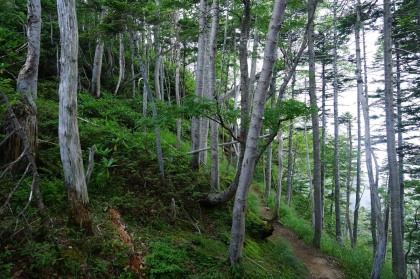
[258,196,346,279]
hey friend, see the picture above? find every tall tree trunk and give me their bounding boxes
[91,10,105,98]
[249,20,259,111]
[228,0,287,266]
[238,0,251,155]
[384,0,406,277]
[57,0,93,235]
[207,0,219,190]
[285,119,294,206]
[199,1,212,166]
[174,12,182,150]
[304,112,314,227]
[357,17,386,278]
[345,117,353,243]
[321,54,326,229]
[308,0,322,249]
[285,74,296,207]
[332,0,343,244]
[153,0,162,101]
[130,37,136,98]
[114,33,125,95]
[264,60,278,201]
[273,130,284,220]
[395,44,405,240]
[353,0,363,248]
[190,0,207,169]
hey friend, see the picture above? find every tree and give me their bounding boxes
[91,8,105,98]
[228,0,287,265]
[332,0,343,244]
[57,0,93,234]
[383,0,406,277]
[114,33,125,95]
[308,0,322,249]
[207,0,220,190]
[190,0,207,169]
[4,0,42,172]
[273,129,284,220]
[340,112,354,243]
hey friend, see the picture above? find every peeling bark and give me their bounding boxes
[57,0,93,234]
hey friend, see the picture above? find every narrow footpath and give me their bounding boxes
[258,199,346,279]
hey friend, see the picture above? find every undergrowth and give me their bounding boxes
[1,90,312,278]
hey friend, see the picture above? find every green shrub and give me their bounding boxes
[145,240,188,278]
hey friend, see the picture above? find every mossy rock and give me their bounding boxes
[245,211,273,239]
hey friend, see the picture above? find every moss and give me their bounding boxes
[245,211,273,239]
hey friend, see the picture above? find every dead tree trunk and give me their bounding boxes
[57,0,93,235]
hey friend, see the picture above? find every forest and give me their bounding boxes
[0,0,419,278]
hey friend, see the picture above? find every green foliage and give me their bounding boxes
[279,202,393,279]
[264,99,312,131]
[247,191,260,215]
[145,239,188,278]
[262,238,308,279]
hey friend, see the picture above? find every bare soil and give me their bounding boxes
[259,205,346,279]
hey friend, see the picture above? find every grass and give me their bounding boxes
[276,200,394,279]
[0,89,394,279]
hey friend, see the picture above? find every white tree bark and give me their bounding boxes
[304,116,314,227]
[190,0,207,169]
[114,33,125,95]
[174,12,182,150]
[228,0,287,265]
[273,130,284,220]
[154,0,162,101]
[91,10,105,98]
[57,0,92,233]
[207,0,220,190]
[264,57,278,201]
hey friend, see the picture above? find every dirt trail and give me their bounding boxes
[259,205,346,279]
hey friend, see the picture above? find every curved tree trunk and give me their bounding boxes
[4,0,42,172]
[228,0,287,265]
[114,33,125,95]
[357,11,386,275]
[57,0,93,235]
